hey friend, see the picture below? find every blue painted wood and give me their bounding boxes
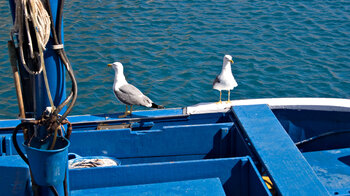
[274,109,350,139]
[0,110,229,133]
[71,178,226,196]
[233,104,330,196]
[118,154,208,165]
[70,112,226,132]
[69,157,270,196]
[5,123,236,162]
[0,119,20,129]
[3,134,26,156]
[246,156,272,196]
[303,147,350,195]
[0,109,183,132]
[68,123,234,159]
[233,128,254,159]
[0,136,3,156]
[67,108,183,124]
[5,135,14,155]
[0,155,30,195]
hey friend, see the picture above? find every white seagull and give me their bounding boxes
[108,62,164,118]
[213,55,238,104]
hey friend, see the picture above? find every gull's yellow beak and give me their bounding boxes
[230,60,234,63]
[107,64,112,67]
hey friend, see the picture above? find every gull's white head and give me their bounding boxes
[108,62,127,85]
[108,62,124,74]
[223,55,234,64]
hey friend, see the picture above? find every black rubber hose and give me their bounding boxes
[55,0,78,122]
[56,0,65,42]
[45,0,59,47]
[53,58,77,119]
[64,173,68,196]
[295,130,350,147]
[59,63,77,121]
[45,0,77,121]
[49,185,59,196]
[12,122,32,164]
[45,0,72,110]
[45,2,71,194]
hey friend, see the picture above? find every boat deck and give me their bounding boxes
[0,104,349,195]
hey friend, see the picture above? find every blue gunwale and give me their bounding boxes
[1,103,349,195]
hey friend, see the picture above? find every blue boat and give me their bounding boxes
[1,0,349,195]
[1,98,350,195]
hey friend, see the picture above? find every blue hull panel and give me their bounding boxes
[1,104,349,195]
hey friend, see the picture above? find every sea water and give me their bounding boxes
[0,0,349,119]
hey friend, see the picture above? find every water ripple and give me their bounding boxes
[0,0,350,118]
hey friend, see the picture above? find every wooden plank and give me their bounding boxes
[71,178,226,196]
[69,157,270,195]
[233,104,329,196]
[303,148,350,195]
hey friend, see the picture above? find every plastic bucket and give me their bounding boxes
[23,137,70,186]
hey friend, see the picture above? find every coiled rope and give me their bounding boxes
[12,0,54,108]
[28,0,51,50]
[12,0,51,73]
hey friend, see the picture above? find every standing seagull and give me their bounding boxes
[213,55,238,104]
[108,62,164,118]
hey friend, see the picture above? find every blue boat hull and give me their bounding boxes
[0,99,349,195]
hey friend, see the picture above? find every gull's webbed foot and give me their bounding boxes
[118,113,128,118]
[118,112,129,118]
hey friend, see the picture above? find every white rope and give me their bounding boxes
[52,44,64,50]
[11,0,51,75]
[11,0,55,108]
[28,0,51,51]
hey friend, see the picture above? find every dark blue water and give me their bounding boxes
[1,1,350,119]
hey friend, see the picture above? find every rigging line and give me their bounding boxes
[295,130,350,147]
[46,0,78,120]
[41,60,55,109]
[27,0,55,108]
[12,0,38,74]
[13,0,37,74]
[23,0,34,59]
[12,0,51,75]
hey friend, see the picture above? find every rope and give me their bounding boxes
[12,0,51,75]
[29,0,55,109]
[12,0,54,108]
[28,0,51,50]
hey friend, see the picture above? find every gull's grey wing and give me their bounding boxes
[114,84,153,107]
[213,75,221,86]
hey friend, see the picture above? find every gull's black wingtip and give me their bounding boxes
[151,103,165,109]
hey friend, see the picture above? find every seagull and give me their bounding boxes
[108,62,164,118]
[213,55,238,104]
